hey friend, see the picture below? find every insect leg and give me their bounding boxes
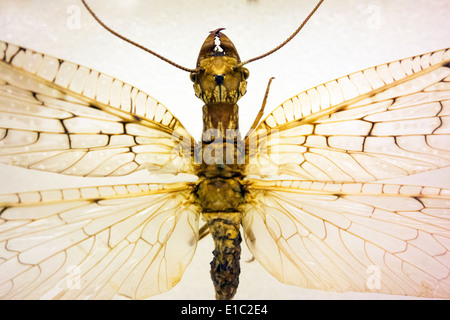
[198,222,210,240]
[245,77,275,137]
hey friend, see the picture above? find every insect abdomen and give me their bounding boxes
[195,178,245,299]
[203,212,242,300]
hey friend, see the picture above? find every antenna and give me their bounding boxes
[81,0,325,71]
[80,0,198,73]
[239,0,325,66]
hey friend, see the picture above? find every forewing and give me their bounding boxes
[0,182,199,300]
[246,49,450,182]
[0,41,195,177]
[242,179,450,298]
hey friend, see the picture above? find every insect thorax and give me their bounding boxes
[195,177,245,212]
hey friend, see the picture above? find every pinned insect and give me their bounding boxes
[0,0,449,300]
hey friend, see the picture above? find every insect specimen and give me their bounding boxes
[0,0,449,300]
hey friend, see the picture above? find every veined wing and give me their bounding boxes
[0,181,199,299]
[242,179,450,298]
[246,49,450,182]
[0,41,194,177]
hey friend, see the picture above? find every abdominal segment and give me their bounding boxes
[203,211,242,300]
[195,177,246,299]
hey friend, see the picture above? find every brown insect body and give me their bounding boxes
[192,29,249,300]
[2,1,449,302]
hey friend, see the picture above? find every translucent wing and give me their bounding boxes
[242,179,450,298]
[0,41,194,177]
[0,182,199,299]
[246,49,450,182]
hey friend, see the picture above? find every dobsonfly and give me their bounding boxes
[0,0,450,300]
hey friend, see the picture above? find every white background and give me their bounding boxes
[0,0,449,299]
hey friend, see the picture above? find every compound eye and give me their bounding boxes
[190,68,205,82]
[243,68,250,80]
[190,72,197,83]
